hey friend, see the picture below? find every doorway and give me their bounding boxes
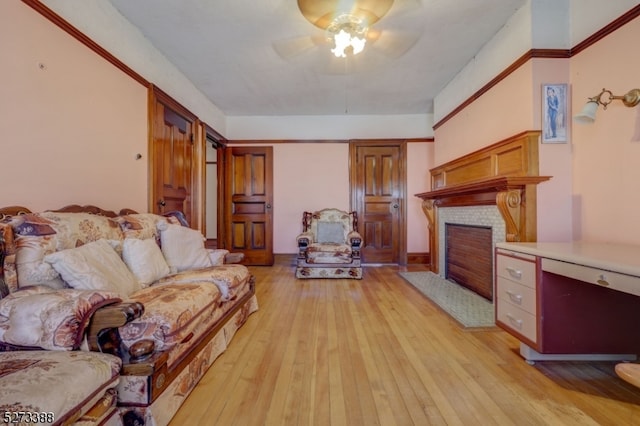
[350,140,407,264]
[224,146,274,265]
[149,86,200,228]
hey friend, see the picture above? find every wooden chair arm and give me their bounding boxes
[87,302,144,354]
[297,236,311,247]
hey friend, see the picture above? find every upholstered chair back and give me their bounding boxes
[302,208,357,244]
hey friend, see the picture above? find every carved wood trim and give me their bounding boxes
[0,206,32,219]
[430,131,540,189]
[49,204,119,217]
[496,189,523,242]
[420,199,437,269]
[417,176,550,271]
[415,131,551,272]
[121,279,257,404]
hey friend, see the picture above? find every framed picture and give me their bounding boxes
[542,83,569,143]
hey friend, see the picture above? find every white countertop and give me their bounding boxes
[496,241,640,277]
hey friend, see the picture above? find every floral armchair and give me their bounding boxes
[295,208,363,279]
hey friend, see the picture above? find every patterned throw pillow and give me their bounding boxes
[115,213,179,240]
[8,212,124,291]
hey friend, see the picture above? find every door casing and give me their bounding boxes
[349,140,407,265]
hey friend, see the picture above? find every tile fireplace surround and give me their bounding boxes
[438,205,506,278]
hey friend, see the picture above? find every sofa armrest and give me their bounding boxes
[224,252,245,264]
[207,249,244,265]
[207,248,229,266]
[0,287,123,351]
[297,232,314,259]
[87,302,145,356]
[297,231,314,247]
[347,231,363,247]
[348,231,363,259]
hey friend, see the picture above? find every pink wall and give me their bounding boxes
[570,16,640,243]
[272,143,350,253]
[407,143,433,252]
[433,14,640,245]
[433,64,535,166]
[531,59,573,242]
[3,0,433,259]
[10,0,638,254]
[234,142,432,255]
[433,57,575,243]
[0,1,148,213]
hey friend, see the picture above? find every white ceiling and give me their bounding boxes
[106,0,527,116]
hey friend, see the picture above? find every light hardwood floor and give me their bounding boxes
[169,259,640,425]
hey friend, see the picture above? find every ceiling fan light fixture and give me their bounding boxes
[297,0,394,29]
[328,14,368,58]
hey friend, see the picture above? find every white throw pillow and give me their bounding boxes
[122,238,171,287]
[44,239,141,297]
[208,249,229,266]
[157,223,212,272]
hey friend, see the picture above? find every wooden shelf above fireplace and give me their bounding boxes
[414,131,551,272]
[415,175,551,207]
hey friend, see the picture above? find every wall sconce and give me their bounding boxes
[574,88,640,123]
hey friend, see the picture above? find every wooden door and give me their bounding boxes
[224,146,274,265]
[350,141,406,264]
[150,87,199,226]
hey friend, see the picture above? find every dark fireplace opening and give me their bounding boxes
[445,223,493,301]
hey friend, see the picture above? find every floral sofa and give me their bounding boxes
[0,206,258,426]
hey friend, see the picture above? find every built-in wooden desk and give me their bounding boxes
[495,242,640,363]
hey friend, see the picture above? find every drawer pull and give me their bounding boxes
[596,274,610,287]
[506,267,522,279]
[505,290,523,304]
[506,313,523,330]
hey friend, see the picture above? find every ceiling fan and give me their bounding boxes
[273,0,423,74]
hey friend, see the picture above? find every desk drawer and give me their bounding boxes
[496,254,536,289]
[541,258,640,298]
[497,298,537,343]
[496,276,537,315]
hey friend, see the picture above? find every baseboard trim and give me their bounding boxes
[274,253,297,266]
[407,252,430,265]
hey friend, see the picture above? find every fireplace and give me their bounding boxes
[436,205,506,300]
[414,131,551,298]
[445,223,493,300]
[437,205,505,276]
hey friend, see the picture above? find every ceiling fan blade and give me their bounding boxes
[367,28,421,58]
[273,0,424,74]
[271,36,348,74]
[385,0,423,20]
[272,35,326,60]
